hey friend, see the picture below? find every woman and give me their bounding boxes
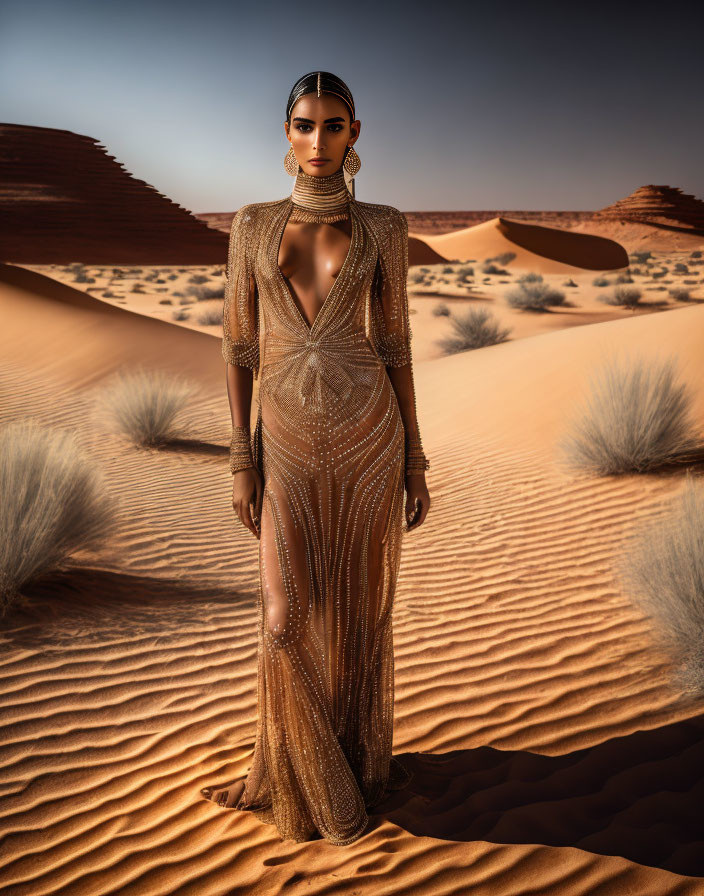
[200,71,431,845]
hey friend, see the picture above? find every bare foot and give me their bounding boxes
[200,779,246,809]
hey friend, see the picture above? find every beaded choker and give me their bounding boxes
[290,167,351,223]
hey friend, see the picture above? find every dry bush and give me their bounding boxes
[0,420,115,615]
[197,305,223,326]
[560,354,702,474]
[432,302,451,317]
[598,286,642,308]
[436,307,511,354]
[100,367,197,447]
[505,279,566,311]
[616,474,704,693]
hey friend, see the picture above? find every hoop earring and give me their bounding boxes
[343,146,361,177]
[284,146,300,176]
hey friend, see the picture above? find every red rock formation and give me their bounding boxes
[0,123,228,264]
[593,185,704,235]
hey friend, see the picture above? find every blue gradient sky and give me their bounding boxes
[1,0,701,213]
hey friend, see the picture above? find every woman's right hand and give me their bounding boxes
[232,467,263,539]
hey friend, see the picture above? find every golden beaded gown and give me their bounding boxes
[219,168,422,845]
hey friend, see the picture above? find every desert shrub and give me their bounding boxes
[197,306,223,326]
[505,280,566,310]
[179,295,195,305]
[456,265,474,281]
[689,250,702,259]
[486,251,516,266]
[652,269,668,279]
[563,278,577,287]
[173,308,190,320]
[518,272,543,284]
[482,263,508,275]
[592,276,611,287]
[432,302,451,317]
[598,286,642,308]
[630,251,652,264]
[0,420,115,614]
[615,272,633,283]
[617,475,704,693]
[186,285,225,301]
[168,273,179,280]
[674,263,689,273]
[131,284,145,293]
[102,367,196,447]
[188,274,210,285]
[629,266,644,276]
[410,270,427,285]
[159,298,173,305]
[436,307,511,354]
[669,288,692,301]
[560,354,701,475]
[442,266,454,274]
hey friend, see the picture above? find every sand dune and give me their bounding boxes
[1,264,704,895]
[415,216,628,273]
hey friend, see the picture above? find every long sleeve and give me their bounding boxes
[369,208,413,368]
[222,205,260,378]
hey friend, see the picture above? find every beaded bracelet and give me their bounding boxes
[229,424,255,474]
[405,432,430,474]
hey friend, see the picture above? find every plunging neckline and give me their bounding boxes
[275,198,356,338]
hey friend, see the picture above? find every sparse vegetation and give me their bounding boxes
[482,263,508,275]
[188,274,210,285]
[432,302,451,317]
[617,475,704,693]
[674,263,689,274]
[0,420,115,615]
[173,308,190,320]
[197,306,223,326]
[690,250,702,259]
[185,285,225,301]
[615,272,633,283]
[101,367,196,447]
[436,307,511,354]
[629,251,652,264]
[505,277,566,311]
[518,272,543,284]
[598,286,642,308]
[669,288,692,301]
[486,251,516,266]
[592,276,611,287]
[560,354,702,475]
[563,278,578,287]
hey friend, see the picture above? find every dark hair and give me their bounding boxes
[286,71,355,125]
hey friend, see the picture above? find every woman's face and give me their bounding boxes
[285,92,360,177]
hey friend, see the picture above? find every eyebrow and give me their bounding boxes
[293,116,346,124]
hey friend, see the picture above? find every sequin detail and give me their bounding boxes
[218,195,420,845]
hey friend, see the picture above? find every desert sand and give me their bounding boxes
[2,207,704,896]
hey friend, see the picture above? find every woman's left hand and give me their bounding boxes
[404,473,430,532]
